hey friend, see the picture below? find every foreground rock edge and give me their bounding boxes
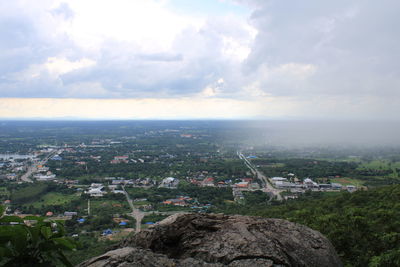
[79,213,342,267]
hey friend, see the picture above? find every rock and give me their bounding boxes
[79,213,342,267]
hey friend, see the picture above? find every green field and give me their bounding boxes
[358,160,400,178]
[29,192,79,208]
[89,199,130,215]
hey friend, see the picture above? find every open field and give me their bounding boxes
[359,160,400,170]
[29,192,79,208]
[90,199,130,215]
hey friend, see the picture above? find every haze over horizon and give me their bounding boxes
[1,0,399,120]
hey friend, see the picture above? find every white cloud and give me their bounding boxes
[1,0,400,119]
[45,57,96,76]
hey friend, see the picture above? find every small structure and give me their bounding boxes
[201,177,215,187]
[64,211,78,216]
[234,182,249,189]
[51,155,63,161]
[303,178,319,189]
[159,177,179,188]
[102,229,113,236]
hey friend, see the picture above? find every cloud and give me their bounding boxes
[0,0,256,99]
[0,0,400,119]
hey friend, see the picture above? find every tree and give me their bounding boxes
[0,212,76,266]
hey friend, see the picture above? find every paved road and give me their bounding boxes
[20,150,58,183]
[238,151,283,201]
[122,185,145,233]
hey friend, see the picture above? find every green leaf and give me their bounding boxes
[52,237,77,250]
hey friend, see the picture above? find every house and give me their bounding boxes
[102,229,113,236]
[242,178,253,183]
[159,177,179,188]
[111,156,129,164]
[51,155,63,161]
[86,184,106,197]
[35,174,56,181]
[271,177,287,182]
[163,199,187,206]
[234,182,249,189]
[87,187,105,197]
[64,211,78,216]
[46,211,53,216]
[201,177,215,187]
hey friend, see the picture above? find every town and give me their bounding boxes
[0,120,396,265]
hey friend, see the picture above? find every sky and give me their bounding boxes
[0,0,399,120]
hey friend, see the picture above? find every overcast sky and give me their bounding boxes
[0,0,399,119]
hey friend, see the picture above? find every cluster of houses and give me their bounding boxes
[110,155,129,164]
[162,196,193,206]
[110,155,146,164]
[189,176,261,190]
[33,164,57,181]
[271,177,357,192]
[0,154,33,180]
[105,177,156,187]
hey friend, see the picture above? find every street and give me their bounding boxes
[238,151,283,201]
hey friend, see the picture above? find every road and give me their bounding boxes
[122,185,145,233]
[20,150,58,183]
[238,151,283,201]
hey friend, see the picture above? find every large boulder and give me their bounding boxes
[79,213,342,267]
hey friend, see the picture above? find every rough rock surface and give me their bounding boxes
[79,213,342,267]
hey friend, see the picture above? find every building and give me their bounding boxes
[234,182,249,189]
[303,178,319,188]
[271,177,288,182]
[159,177,179,188]
[51,155,62,161]
[201,177,215,187]
[86,183,106,197]
[64,211,78,216]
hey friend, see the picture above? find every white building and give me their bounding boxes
[159,177,179,188]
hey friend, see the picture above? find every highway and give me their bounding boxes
[238,151,283,201]
[20,150,59,183]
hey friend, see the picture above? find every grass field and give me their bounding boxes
[90,199,130,215]
[358,160,400,178]
[29,192,79,208]
[359,160,400,169]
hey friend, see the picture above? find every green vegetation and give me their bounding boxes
[218,186,400,266]
[90,199,130,215]
[64,235,117,266]
[0,214,76,266]
[10,183,49,204]
[29,192,79,208]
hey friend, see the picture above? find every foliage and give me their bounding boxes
[217,185,400,267]
[0,214,76,266]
